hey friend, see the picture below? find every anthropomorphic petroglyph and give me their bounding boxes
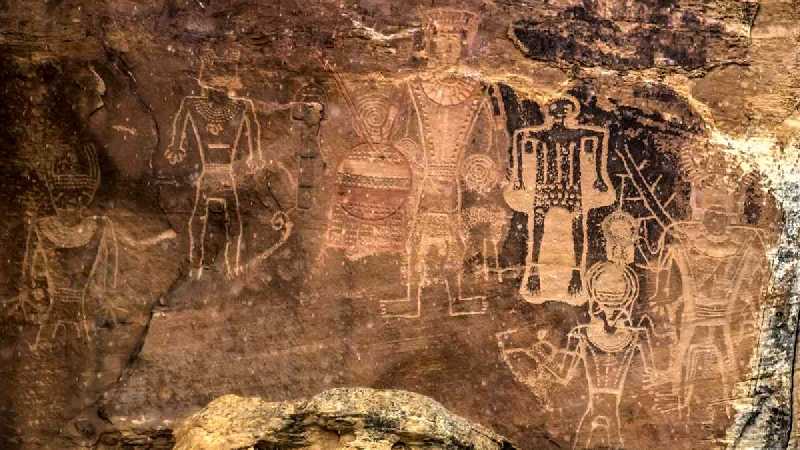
[164,47,262,280]
[8,144,120,349]
[601,210,639,266]
[325,88,414,259]
[379,8,510,318]
[505,95,615,305]
[650,162,768,421]
[498,261,654,449]
[462,151,512,283]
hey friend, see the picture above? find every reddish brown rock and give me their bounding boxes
[0,1,797,449]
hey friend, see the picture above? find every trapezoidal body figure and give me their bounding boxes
[164,47,262,280]
[651,162,768,422]
[497,261,655,449]
[13,143,119,349]
[7,143,121,442]
[379,8,509,318]
[506,96,615,305]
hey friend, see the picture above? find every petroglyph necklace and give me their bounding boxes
[420,73,480,106]
[586,321,634,353]
[195,98,239,135]
[37,215,98,248]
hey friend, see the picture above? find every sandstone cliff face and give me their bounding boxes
[0,1,798,449]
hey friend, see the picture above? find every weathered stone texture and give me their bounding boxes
[0,0,798,449]
[174,388,516,449]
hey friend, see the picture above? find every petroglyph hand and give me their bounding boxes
[165,145,186,165]
[395,138,424,170]
[531,340,557,362]
[271,210,289,230]
[5,288,47,322]
[642,367,671,390]
[97,297,129,327]
[225,264,244,280]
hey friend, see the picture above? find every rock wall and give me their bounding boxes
[0,1,798,449]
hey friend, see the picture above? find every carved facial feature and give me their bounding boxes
[703,208,730,236]
[548,99,577,121]
[203,75,243,93]
[430,33,463,67]
[51,188,92,216]
[591,301,628,329]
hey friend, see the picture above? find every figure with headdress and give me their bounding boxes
[601,210,639,266]
[379,8,509,318]
[505,96,616,305]
[10,143,119,348]
[164,46,262,279]
[497,260,654,449]
[3,142,121,444]
[653,151,768,421]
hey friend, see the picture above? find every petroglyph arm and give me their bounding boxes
[165,97,191,165]
[243,98,263,170]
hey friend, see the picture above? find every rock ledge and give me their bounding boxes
[175,387,517,449]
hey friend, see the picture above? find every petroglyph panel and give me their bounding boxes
[0,1,792,449]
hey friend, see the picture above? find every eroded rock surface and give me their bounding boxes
[173,388,517,450]
[0,1,798,449]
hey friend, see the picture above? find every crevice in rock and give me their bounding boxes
[97,36,161,172]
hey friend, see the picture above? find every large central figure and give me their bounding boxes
[380,8,508,318]
[507,96,615,305]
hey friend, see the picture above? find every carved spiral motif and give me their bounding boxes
[355,94,391,138]
[462,154,497,194]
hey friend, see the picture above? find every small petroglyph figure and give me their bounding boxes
[10,143,119,349]
[164,47,262,280]
[498,261,654,450]
[651,167,767,421]
[505,96,615,305]
[461,153,512,283]
[602,210,639,265]
[380,8,509,318]
[326,90,413,259]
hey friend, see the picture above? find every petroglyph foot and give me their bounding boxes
[379,299,420,319]
[450,295,488,316]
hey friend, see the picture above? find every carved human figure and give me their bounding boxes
[4,143,121,443]
[379,8,509,318]
[506,96,615,305]
[10,144,119,348]
[498,261,654,450]
[654,175,767,419]
[601,210,639,266]
[164,47,262,279]
[462,154,512,283]
[326,91,414,258]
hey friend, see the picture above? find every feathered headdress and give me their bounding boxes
[677,143,755,219]
[422,8,480,46]
[46,143,100,199]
